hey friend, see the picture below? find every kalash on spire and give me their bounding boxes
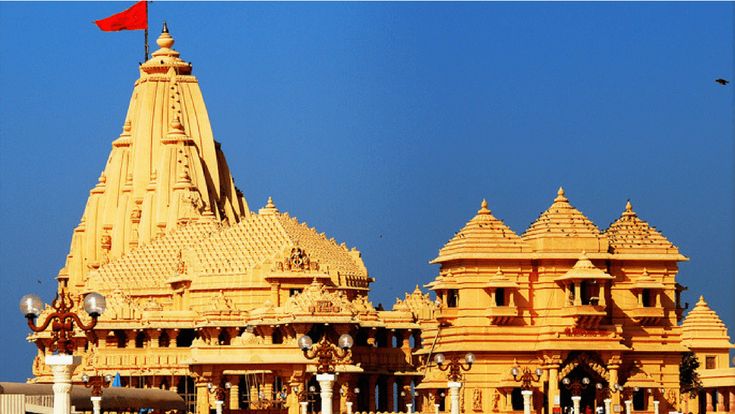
[58,25,249,289]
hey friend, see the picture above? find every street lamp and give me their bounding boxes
[208,381,232,414]
[299,333,354,414]
[595,383,623,414]
[434,352,474,414]
[511,366,543,414]
[20,289,106,414]
[340,386,360,414]
[562,377,590,414]
[82,373,113,414]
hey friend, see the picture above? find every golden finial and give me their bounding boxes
[623,199,636,217]
[477,198,491,215]
[157,23,175,49]
[169,117,184,133]
[266,196,276,209]
[123,120,132,133]
[554,186,568,202]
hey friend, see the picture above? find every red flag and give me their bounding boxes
[95,1,148,32]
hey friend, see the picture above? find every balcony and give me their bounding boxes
[486,306,518,325]
[435,307,458,325]
[630,307,665,325]
[561,305,607,329]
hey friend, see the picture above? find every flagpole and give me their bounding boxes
[144,0,149,61]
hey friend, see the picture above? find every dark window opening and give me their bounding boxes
[289,288,302,297]
[177,329,196,347]
[447,289,459,308]
[495,288,506,306]
[706,356,716,370]
[633,389,646,411]
[159,330,170,348]
[135,331,147,348]
[581,281,599,305]
[218,329,231,345]
[272,328,283,344]
[115,330,126,348]
[642,289,653,307]
[511,388,524,411]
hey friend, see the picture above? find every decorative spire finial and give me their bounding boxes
[555,186,568,202]
[266,196,275,209]
[477,198,491,215]
[623,199,636,217]
[156,23,175,49]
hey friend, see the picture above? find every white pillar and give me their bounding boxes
[407,403,413,413]
[318,373,336,414]
[653,400,659,414]
[300,401,309,414]
[448,382,461,414]
[572,396,582,414]
[603,398,611,414]
[215,400,224,414]
[346,401,353,414]
[522,390,533,414]
[624,400,632,414]
[45,354,81,414]
[91,396,102,414]
[434,403,440,414]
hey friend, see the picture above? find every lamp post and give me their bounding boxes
[299,333,354,414]
[20,289,106,414]
[562,377,590,414]
[595,383,623,414]
[208,382,232,414]
[511,366,543,414]
[82,373,113,414]
[434,352,474,414]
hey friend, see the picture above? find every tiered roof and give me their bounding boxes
[522,188,606,252]
[682,296,734,350]
[604,201,680,255]
[89,198,368,293]
[433,199,529,263]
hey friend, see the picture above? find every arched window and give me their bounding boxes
[272,328,283,344]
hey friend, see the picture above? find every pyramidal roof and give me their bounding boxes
[433,199,529,262]
[682,296,734,350]
[60,26,248,290]
[522,187,607,252]
[88,198,368,293]
[604,200,680,255]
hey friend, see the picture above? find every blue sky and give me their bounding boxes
[0,2,732,381]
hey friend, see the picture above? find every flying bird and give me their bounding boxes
[715,78,729,85]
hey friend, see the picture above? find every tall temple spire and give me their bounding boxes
[59,25,248,289]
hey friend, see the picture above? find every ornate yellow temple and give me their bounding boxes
[27,25,734,414]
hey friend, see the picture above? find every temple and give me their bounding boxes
[26,25,734,414]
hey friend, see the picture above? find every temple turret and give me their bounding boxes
[59,26,248,290]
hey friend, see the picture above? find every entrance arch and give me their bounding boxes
[558,353,609,413]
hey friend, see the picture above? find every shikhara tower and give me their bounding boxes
[31,26,430,414]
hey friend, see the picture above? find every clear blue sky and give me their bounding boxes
[0,2,732,381]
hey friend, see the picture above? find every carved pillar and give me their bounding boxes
[196,380,210,414]
[548,364,560,414]
[574,284,582,306]
[46,355,80,414]
[607,357,621,407]
[718,388,726,412]
[229,375,240,411]
[599,283,607,307]
[169,329,180,347]
[728,388,735,413]
[272,282,281,307]
[707,389,714,412]
[149,329,161,348]
[170,376,180,392]
[264,374,274,401]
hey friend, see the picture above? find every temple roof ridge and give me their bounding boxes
[604,199,681,255]
[433,198,529,263]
